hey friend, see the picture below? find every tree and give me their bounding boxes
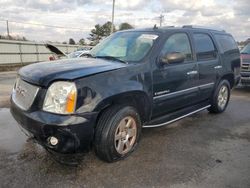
[119,23,134,30]
[69,38,76,45]
[102,21,116,37]
[78,38,86,45]
[88,24,104,45]
[88,21,116,45]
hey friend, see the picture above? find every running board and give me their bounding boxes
[143,105,211,128]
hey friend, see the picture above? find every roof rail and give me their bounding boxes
[182,25,225,32]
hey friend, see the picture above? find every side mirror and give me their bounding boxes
[160,52,185,64]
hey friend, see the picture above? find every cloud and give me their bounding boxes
[0,0,249,42]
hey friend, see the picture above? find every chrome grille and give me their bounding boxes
[241,63,250,72]
[242,58,250,63]
[12,78,39,110]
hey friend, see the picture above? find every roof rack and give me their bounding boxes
[153,25,175,29]
[182,25,226,32]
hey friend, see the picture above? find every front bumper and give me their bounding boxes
[10,99,98,154]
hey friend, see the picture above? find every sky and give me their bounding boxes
[0,0,249,43]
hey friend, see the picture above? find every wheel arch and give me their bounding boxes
[219,73,234,88]
[94,91,152,125]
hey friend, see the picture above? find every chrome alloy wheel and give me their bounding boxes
[217,85,228,109]
[114,116,137,155]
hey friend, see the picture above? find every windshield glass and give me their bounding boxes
[241,44,250,54]
[68,51,83,58]
[90,31,159,62]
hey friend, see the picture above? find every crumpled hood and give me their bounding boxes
[19,58,127,87]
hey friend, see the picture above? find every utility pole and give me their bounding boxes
[111,0,115,33]
[159,14,164,27]
[6,20,10,38]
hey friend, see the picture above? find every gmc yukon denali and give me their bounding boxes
[10,26,241,162]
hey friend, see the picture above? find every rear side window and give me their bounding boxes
[214,34,238,53]
[161,33,192,61]
[193,33,216,61]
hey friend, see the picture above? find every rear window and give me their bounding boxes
[214,34,238,53]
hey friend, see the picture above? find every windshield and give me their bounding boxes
[241,44,250,54]
[68,51,83,58]
[90,31,159,62]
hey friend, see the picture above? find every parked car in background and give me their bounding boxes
[67,50,91,58]
[11,26,240,163]
[45,44,92,60]
[240,43,250,86]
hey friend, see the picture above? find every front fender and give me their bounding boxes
[74,65,152,115]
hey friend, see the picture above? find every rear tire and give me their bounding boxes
[208,80,231,113]
[94,105,141,162]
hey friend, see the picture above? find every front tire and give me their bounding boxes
[94,105,141,162]
[208,80,231,113]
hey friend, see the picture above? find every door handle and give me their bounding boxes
[187,70,198,75]
[214,65,222,69]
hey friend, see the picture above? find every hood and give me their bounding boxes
[45,44,66,57]
[19,58,127,87]
[241,54,250,63]
[241,54,250,59]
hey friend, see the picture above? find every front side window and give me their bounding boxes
[194,33,216,61]
[90,32,158,62]
[161,33,192,61]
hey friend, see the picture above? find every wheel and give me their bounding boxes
[94,105,141,162]
[208,80,231,113]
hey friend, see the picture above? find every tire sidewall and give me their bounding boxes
[105,106,142,161]
[213,80,231,112]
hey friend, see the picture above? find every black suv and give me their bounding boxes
[11,26,240,162]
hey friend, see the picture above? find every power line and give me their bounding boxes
[159,14,164,27]
[111,0,115,33]
[0,19,91,31]
[6,20,10,37]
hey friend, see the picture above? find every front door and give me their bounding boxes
[152,32,199,118]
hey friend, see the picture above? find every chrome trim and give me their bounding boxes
[153,83,214,100]
[214,65,222,69]
[187,70,198,75]
[199,82,215,88]
[143,105,211,128]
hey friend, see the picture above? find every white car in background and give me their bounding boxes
[45,44,92,60]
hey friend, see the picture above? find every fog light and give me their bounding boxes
[48,136,58,146]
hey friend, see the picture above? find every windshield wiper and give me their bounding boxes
[241,52,249,54]
[95,56,128,64]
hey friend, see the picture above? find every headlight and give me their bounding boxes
[43,81,77,114]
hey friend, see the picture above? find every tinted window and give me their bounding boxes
[240,43,250,54]
[194,33,216,61]
[161,33,192,61]
[215,34,238,52]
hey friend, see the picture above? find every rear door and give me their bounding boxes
[152,32,199,118]
[192,32,220,100]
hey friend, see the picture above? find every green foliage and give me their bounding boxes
[119,23,134,30]
[78,38,85,45]
[69,38,76,45]
[88,21,116,45]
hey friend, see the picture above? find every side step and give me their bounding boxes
[143,103,211,128]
